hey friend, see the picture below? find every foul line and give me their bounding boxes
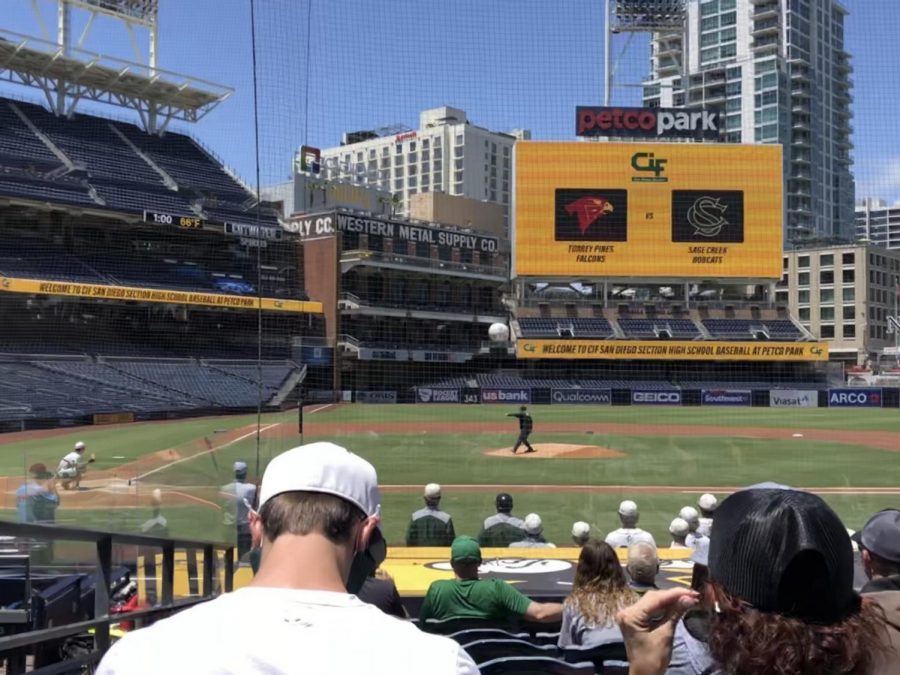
[130,403,334,483]
[379,484,900,495]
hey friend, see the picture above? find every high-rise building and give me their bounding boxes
[856,199,900,250]
[318,107,529,225]
[643,0,854,244]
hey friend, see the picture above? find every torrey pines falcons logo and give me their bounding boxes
[565,196,615,234]
[687,196,729,238]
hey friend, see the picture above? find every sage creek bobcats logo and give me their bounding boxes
[555,189,628,241]
[672,190,744,243]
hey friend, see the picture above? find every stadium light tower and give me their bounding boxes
[603,0,686,105]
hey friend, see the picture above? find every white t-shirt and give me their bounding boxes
[96,587,478,675]
[605,527,656,549]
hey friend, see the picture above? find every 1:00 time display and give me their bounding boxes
[143,210,204,229]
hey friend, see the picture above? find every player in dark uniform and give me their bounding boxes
[507,405,536,454]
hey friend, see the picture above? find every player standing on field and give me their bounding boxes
[507,405,536,454]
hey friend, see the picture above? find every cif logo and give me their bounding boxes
[631,152,668,182]
[687,196,730,237]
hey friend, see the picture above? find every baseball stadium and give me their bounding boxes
[1,1,899,673]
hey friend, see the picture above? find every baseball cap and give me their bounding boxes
[708,488,856,623]
[669,517,690,537]
[233,461,248,474]
[74,441,86,450]
[571,521,591,538]
[258,442,385,563]
[424,483,442,499]
[698,493,718,512]
[618,500,638,517]
[679,506,699,524]
[524,513,543,535]
[851,509,900,563]
[451,536,482,563]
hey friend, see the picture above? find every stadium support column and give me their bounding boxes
[603,0,612,105]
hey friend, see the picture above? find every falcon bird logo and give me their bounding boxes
[564,197,615,234]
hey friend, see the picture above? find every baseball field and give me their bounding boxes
[1,403,898,547]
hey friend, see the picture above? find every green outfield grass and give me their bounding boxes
[0,404,897,547]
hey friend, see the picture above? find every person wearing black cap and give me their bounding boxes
[478,493,527,547]
[506,405,536,454]
[854,509,900,594]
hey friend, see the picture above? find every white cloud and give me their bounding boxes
[856,156,900,205]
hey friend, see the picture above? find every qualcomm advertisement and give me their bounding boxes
[828,388,883,408]
[769,389,818,408]
[481,388,532,404]
[416,388,460,403]
[701,389,752,406]
[551,389,612,405]
[631,390,682,405]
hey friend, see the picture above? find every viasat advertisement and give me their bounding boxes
[513,142,783,278]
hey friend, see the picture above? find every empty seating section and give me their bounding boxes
[0,358,298,420]
[0,98,276,226]
[703,319,804,340]
[518,318,614,338]
[0,240,103,283]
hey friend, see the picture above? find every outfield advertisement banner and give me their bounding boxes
[551,389,612,404]
[481,388,532,404]
[516,339,828,362]
[513,142,783,279]
[416,388,460,403]
[701,389,752,406]
[632,390,682,405]
[769,390,819,408]
[827,388,883,408]
[0,276,322,314]
[355,391,398,404]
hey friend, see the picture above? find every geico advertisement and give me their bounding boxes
[513,142,783,278]
[516,340,828,362]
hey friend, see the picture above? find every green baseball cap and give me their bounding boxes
[451,536,482,563]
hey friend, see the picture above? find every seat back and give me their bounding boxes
[562,642,628,672]
[478,656,596,675]
[422,617,496,634]
[462,638,556,664]
[449,628,528,644]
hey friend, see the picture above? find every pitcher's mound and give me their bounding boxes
[484,443,625,459]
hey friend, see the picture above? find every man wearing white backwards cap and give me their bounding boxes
[97,442,478,675]
[697,492,717,537]
[571,521,591,546]
[510,513,556,548]
[604,500,656,549]
[220,460,257,558]
[679,505,708,548]
[406,483,455,546]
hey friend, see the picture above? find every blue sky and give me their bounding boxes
[1,0,898,202]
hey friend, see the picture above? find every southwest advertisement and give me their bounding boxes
[513,142,783,278]
[516,339,828,362]
[0,276,322,314]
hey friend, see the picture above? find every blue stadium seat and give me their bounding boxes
[477,656,595,674]
[461,639,557,664]
[449,629,530,645]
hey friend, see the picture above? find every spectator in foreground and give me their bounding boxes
[626,542,659,596]
[558,539,636,648]
[606,500,656,549]
[696,493,717,537]
[358,566,408,619]
[572,521,592,547]
[405,483,455,546]
[97,442,478,674]
[510,513,556,548]
[625,488,896,675]
[854,509,900,594]
[668,518,690,549]
[478,492,527,547]
[16,463,59,524]
[678,506,707,549]
[667,539,715,675]
[418,536,562,628]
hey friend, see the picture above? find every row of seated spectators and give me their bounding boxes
[0,357,299,421]
[0,97,277,227]
[518,317,806,341]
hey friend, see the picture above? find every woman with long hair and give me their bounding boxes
[559,538,637,647]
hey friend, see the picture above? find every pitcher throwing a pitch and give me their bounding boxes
[56,441,96,490]
[507,405,536,454]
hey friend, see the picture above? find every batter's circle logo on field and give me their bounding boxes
[687,196,729,238]
[426,558,572,575]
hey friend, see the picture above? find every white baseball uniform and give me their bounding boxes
[605,528,656,549]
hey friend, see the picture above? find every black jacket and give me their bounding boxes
[508,412,533,433]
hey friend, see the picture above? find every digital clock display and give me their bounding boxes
[143,210,206,229]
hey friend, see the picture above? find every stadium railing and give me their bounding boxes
[0,521,234,674]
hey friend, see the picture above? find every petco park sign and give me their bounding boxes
[576,106,721,140]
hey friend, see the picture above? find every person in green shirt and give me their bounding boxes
[418,536,563,628]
